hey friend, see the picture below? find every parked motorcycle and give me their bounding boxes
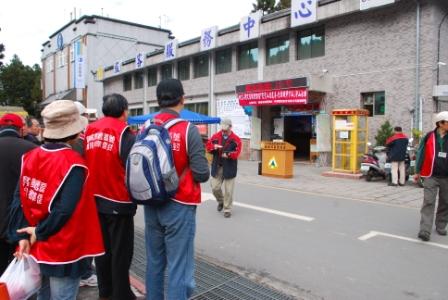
[360,144,389,181]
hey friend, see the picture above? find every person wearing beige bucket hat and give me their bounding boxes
[415,111,448,242]
[7,100,104,299]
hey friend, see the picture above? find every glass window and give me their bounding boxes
[215,48,232,74]
[123,74,132,91]
[177,59,190,80]
[161,64,173,80]
[266,34,290,65]
[238,42,258,70]
[193,54,209,78]
[134,72,144,89]
[297,26,325,60]
[147,67,157,86]
[130,108,143,116]
[184,102,208,115]
[362,92,385,116]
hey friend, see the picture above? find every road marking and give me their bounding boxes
[241,181,419,211]
[201,192,314,222]
[358,231,448,250]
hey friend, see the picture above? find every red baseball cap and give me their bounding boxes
[0,113,24,128]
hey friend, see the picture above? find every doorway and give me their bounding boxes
[284,115,312,159]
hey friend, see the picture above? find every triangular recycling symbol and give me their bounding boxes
[268,157,278,169]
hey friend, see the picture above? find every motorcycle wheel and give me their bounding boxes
[365,170,373,182]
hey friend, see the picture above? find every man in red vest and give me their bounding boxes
[84,94,136,300]
[206,118,242,218]
[144,79,209,300]
[8,100,104,299]
[415,111,448,241]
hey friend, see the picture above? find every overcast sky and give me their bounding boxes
[0,0,254,66]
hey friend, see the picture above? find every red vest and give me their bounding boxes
[20,147,104,264]
[84,117,130,203]
[420,132,436,177]
[154,113,201,205]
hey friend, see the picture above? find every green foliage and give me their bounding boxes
[0,43,5,67]
[0,55,42,116]
[252,0,291,14]
[374,120,394,146]
[412,128,423,145]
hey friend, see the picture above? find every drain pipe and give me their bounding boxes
[414,0,421,131]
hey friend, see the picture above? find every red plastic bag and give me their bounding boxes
[0,255,41,300]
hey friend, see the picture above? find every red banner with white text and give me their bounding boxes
[238,88,308,106]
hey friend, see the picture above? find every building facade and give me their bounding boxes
[101,0,448,160]
[41,15,172,114]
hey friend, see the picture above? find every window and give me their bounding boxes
[297,27,325,60]
[238,42,258,70]
[149,106,159,113]
[266,34,290,65]
[177,59,190,80]
[57,51,66,68]
[193,54,209,78]
[215,48,232,74]
[161,64,172,80]
[134,72,144,89]
[362,92,385,116]
[147,67,157,86]
[123,74,132,91]
[184,102,208,115]
[130,108,143,116]
[46,59,53,73]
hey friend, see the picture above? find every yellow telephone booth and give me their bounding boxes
[331,109,369,173]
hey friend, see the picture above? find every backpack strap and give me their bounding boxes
[163,118,184,129]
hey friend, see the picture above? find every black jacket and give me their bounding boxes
[0,128,36,239]
[386,133,409,162]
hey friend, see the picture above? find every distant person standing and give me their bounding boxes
[24,116,42,145]
[84,94,136,300]
[386,126,409,186]
[0,113,36,274]
[415,111,448,242]
[206,118,242,218]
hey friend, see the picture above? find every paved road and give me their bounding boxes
[191,181,447,300]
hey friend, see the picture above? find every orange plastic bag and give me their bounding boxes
[0,282,10,300]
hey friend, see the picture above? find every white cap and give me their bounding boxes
[435,111,448,124]
[74,101,86,115]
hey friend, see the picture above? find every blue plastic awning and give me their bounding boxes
[127,109,221,125]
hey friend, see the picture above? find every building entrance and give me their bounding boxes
[284,115,313,159]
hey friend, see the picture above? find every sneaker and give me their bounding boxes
[388,183,398,187]
[217,203,223,212]
[418,231,430,242]
[79,274,98,287]
[224,211,231,218]
[436,227,447,236]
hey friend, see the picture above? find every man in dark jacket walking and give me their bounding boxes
[386,126,409,186]
[0,113,36,274]
[206,118,242,218]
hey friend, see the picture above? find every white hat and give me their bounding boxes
[435,111,448,124]
[74,101,86,115]
[42,100,87,139]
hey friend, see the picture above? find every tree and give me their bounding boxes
[0,43,5,67]
[252,0,277,14]
[276,0,291,10]
[375,120,394,146]
[0,55,42,116]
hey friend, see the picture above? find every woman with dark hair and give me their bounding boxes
[8,100,104,300]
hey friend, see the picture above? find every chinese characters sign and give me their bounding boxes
[238,88,308,106]
[200,26,218,52]
[74,40,85,88]
[360,0,394,10]
[291,0,317,28]
[135,53,145,69]
[164,40,178,61]
[113,61,121,74]
[240,11,262,42]
[86,132,116,152]
[22,176,47,205]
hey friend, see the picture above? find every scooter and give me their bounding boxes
[360,144,389,181]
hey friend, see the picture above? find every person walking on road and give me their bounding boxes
[0,113,36,275]
[206,118,242,218]
[144,79,209,300]
[84,94,136,300]
[415,111,448,242]
[386,126,409,186]
[8,100,104,299]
